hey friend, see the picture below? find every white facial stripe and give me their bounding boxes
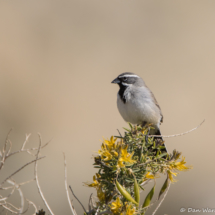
[121,82,131,86]
[119,75,139,78]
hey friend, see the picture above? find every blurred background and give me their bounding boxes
[0,0,214,214]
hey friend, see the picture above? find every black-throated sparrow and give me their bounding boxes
[111,72,167,153]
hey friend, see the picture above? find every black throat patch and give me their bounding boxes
[118,83,128,103]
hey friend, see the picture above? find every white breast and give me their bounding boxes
[116,86,161,127]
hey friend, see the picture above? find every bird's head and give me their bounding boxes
[111,72,143,87]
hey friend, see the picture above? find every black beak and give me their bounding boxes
[111,78,120,84]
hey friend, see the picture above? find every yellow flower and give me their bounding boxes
[175,157,192,171]
[167,156,192,182]
[110,197,122,214]
[113,151,119,157]
[167,170,178,182]
[145,172,155,179]
[117,145,136,169]
[98,144,112,161]
[98,137,120,161]
[103,136,117,150]
[166,156,192,182]
[119,145,136,163]
[84,175,99,187]
[125,205,135,215]
[117,160,125,168]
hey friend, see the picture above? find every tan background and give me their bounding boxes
[0,0,214,214]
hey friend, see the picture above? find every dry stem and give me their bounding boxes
[149,119,205,138]
[63,153,77,215]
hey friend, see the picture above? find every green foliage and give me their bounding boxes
[84,124,192,215]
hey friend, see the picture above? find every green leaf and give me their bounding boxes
[139,186,145,191]
[134,176,140,206]
[114,136,123,139]
[156,153,167,158]
[158,176,169,199]
[132,169,140,172]
[140,154,145,163]
[142,185,155,213]
[128,123,133,129]
[116,180,138,206]
[123,127,131,132]
[159,146,166,149]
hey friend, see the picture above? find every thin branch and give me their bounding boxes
[18,179,35,187]
[88,193,93,212]
[5,140,12,157]
[152,182,171,215]
[117,129,122,137]
[6,139,51,159]
[63,153,76,215]
[0,201,30,214]
[1,201,21,210]
[140,179,151,187]
[0,129,13,170]
[6,179,25,214]
[1,156,45,186]
[17,185,24,214]
[0,185,16,201]
[1,204,19,214]
[34,134,54,215]
[26,199,38,215]
[69,186,87,214]
[95,207,100,215]
[21,134,31,150]
[149,119,205,138]
[3,129,13,154]
[0,179,35,190]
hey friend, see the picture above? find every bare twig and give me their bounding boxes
[0,201,30,214]
[7,139,51,159]
[63,153,77,215]
[34,134,54,215]
[0,131,51,215]
[3,129,13,154]
[1,204,19,214]
[149,119,205,138]
[0,129,13,170]
[117,129,122,137]
[88,193,93,212]
[1,156,45,186]
[152,182,171,215]
[7,179,25,214]
[1,201,21,210]
[0,179,35,191]
[21,134,31,150]
[16,184,24,214]
[26,199,38,215]
[69,186,87,214]
[140,179,151,186]
[18,179,35,187]
[0,185,16,201]
[95,207,99,215]
[5,140,12,157]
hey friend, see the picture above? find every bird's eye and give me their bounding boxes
[122,77,127,82]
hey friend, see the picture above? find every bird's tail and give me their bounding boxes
[153,129,168,154]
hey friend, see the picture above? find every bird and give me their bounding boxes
[111,72,167,154]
